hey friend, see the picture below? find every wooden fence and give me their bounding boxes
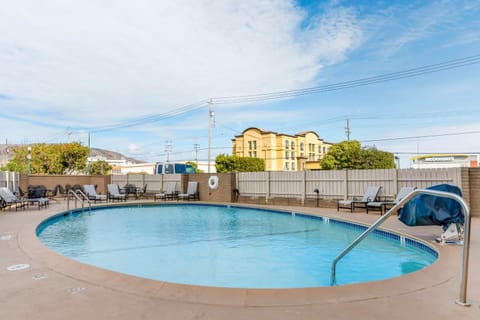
[236,168,463,204]
[0,171,19,192]
[111,174,183,193]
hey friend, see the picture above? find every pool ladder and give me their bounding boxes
[330,189,472,307]
[66,189,91,212]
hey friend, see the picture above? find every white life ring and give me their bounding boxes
[208,175,219,190]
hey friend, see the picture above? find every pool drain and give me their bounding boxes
[1,234,12,240]
[7,264,30,271]
[67,287,85,294]
[32,274,48,280]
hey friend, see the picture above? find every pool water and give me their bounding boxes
[37,204,437,288]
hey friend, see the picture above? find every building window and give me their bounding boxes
[300,142,304,151]
[285,162,289,170]
[285,140,289,149]
[253,151,257,157]
[248,151,252,157]
[285,151,289,160]
[291,141,295,150]
[323,146,326,154]
[291,151,295,159]
[253,140,257,149]
[291,162,295,170]
[248,141,252,150]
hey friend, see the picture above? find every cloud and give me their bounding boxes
[361,0,480,58]
[0,0,362,129]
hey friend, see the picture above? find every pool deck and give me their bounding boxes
[1,200,479,320]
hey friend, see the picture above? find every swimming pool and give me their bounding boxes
[37,204,437,288]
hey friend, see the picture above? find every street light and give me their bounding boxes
[27,146,32,175]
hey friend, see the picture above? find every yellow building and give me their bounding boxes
[232,127,333,171]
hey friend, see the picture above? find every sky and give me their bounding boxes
[1,0,479,168]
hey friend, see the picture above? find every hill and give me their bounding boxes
[0,145,143,166]
[90,148,144,164]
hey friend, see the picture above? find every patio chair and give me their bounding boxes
[178,181,199,201]
[22,186,50,209]
[366,187,416,215]
[83,184,107,203]
[337,186,381,212]
[154,181,178,201]
[122,183,139,200]
[137,184,147,199]
[0,187,27,211]
[107,184,127,202]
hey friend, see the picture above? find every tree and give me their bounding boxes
[320,140,394,170]
[215,154,265,173]
[186,161,203,173]
[90,160,112,175]
[5,142,89,174]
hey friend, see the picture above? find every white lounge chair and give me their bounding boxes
[107,184,127,202]
[154,181,178,201]
[0,187,27,211]
[337,186,381,212]
[178,181,199,201]
[366,187,416,215]
[83,185,107,203]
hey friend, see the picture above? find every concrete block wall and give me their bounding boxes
[20,175,111,195]
[185,173,236,202]
[468,168,480,217]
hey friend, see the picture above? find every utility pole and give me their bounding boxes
[66,127,72,142]
[345,118,351,142]
[165,140,172,162]
[194,141,200,166]
[208,98,214,173]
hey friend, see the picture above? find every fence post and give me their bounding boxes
[301,170,306,205]
[393,168,398,197]
[266,171,270,204]
[343,169,349,200]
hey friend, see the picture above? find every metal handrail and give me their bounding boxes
[330,189,471,307]
[66,189,91,211]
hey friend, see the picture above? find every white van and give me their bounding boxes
[154,162,195,174]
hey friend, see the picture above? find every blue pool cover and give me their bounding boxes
[398,184,464,228]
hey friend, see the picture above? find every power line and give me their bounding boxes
[4,54,480,135]
[360,130,480,143]
[211,54,480,104]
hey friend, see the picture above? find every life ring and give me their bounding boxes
[208,176,219,190]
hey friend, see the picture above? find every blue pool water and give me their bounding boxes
[37,204,437,288]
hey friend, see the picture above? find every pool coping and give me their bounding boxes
[20,201,460,307]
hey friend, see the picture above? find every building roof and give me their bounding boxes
[410,154,471,161]
[234,127,331,141]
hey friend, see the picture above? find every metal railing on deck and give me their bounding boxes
[67,189,91,212]
[330,189,471,307]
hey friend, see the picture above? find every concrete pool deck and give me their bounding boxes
[1,200,479,319]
